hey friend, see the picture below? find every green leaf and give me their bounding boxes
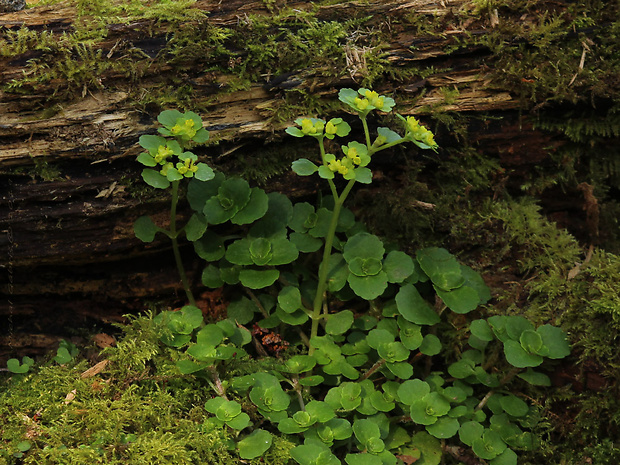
[278,286,302,313]
[141,168,170,189]
[398,319,423,350]
[353,167,372,184]
[194,163,215,181]
[426,417,460,439]
[250,193,293,238]
[290,232,323,253]
[157,109,183,127]
[377,127,403,144]
[459,421,484,446]
[227,297,257,325]
[386,361,413,379]
[239,269,279,289]
[196,323,224,346]
[366,329,395,349]
[345,454,382,465]
[348,272,388,300]
[448,359,476,379]
[383,251,414,283]
[343,233,385,261]
[187,172,224,211]
[397,379,430,405]
[285,355,317,374]
[519,330,544,354]
[503,340,543,368]
[202,264,224,288]
[289,202,316,232]
[299,375,324,386]
[460,265,492,304]
[410,431,442,465]
[292,158,319,176]
[306,401,336,423]
[139,134,167,152]
[290,443,340,465]
[419,334,441,356]
[237,429,272,459]
[517,369,551,386]
[134,215,159,242]
[472,430,506,460]
[226,412,251,430]
[225,238,253,265]
[232,187,269,225]
[435,285,480,314]
[395,284,440,325]
[194,231,225,261]
[416,247,464,291]
[506,316,534,340]
[176,359,208,374]
[353,419,381,445]
[470,319,494,342]
[136,152,157,166]
[269,237,299,265]
[537,325,571,359]
[377,341,410,363]
[326,253,349,292]
[7,357,34,374]
[166,167,184,182]
[490,448,518,465]
[325,310,354,335]
[499,395,529,417]
[185,213,208,241]
[249,237,273,266]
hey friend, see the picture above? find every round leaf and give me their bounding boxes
[395,284,440,325]
[292,158,319,176]
[141,168,170,189]
[426,417,460,439]
[326,310,355,335]
[383,251,414,283]
[134,215,159,242]
[237,429,272,460]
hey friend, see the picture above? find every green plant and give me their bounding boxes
[133,88,570,464]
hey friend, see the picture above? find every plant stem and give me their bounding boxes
[169,180,196,306]
[309,179,356,353]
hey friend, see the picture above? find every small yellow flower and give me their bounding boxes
[171,119,197,138]
[160,162,174,176]
[354,97,369,111]
[154,145,174,163]
[407,116,420,132]
[346,147,361,165]
[325,121,337,135]
[301,118,316,135]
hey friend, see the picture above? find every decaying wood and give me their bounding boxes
[0,0,585,357]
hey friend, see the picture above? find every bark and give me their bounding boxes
[0,0,612,357]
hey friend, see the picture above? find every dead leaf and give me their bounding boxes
[64,389,77,404]
[93,333,116,348]
[81,359,109,378]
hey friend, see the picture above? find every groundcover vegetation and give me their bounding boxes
[0,89,586,465]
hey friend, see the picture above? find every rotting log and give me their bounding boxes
[1,0,617,359]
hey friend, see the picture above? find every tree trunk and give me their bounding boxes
[1,0,618,358]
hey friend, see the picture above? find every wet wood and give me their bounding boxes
[0,0,577,358]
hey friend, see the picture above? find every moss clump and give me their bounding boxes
[0,313,296,465]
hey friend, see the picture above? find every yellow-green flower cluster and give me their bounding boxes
[154,144,175,163]
[176,157,199,176]
[300,118,324,136]
[404,116,438,149]
[338,88,396,115]
[170,118,198,139]
[325,154,354,178]
[287,117,351,140]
